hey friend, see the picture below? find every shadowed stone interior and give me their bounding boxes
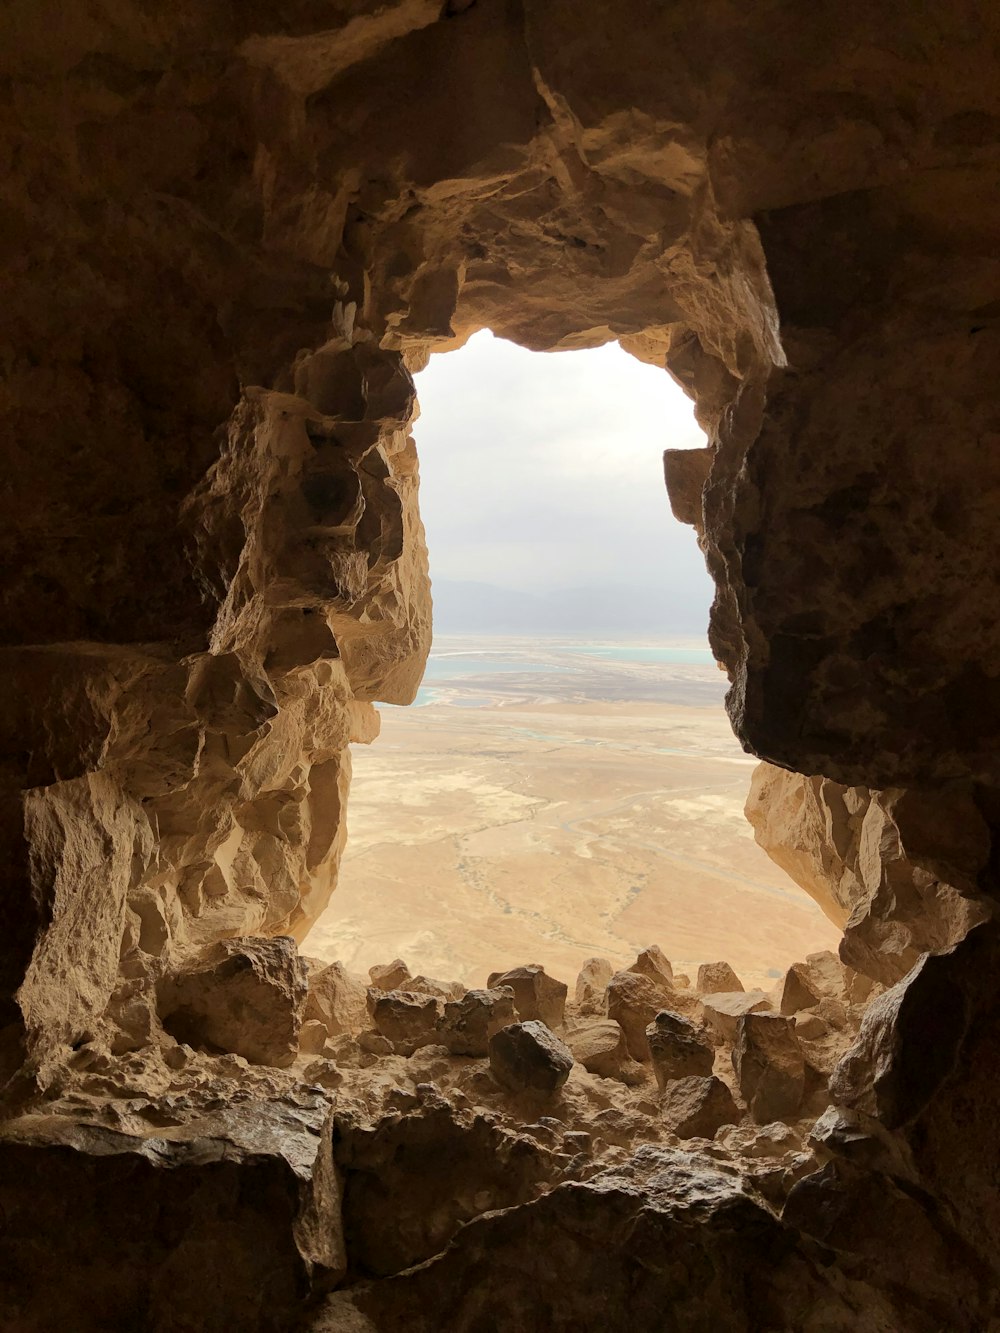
[2,2,1000,1328]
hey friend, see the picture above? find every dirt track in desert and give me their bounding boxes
[304,640,840,991]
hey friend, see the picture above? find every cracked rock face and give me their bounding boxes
[3,1,1000,1329]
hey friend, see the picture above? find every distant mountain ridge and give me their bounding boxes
[429,578,709,635]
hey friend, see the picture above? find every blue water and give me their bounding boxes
[423,655,570,679]
[574,646,714,665]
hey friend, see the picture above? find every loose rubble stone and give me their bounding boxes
[697,962,745,994]
[407,975,465,1001]
[488,1022,574,1096]
[306,961,370,1038]
[566,1020,630,1080]
[646,1011,715,1090]
[627,945,674,990]
[733,1013,806,1123]
[486,965,567,1029]
[299,1020,330,1055]
[367,990,442,1056]
[778,963,823,1015]
[368,959,412,991]
[605,971,669,1061]
[158,937,306,1068]
[439,987,515,1057]
[702,990,773,1043]
[660,1076,741,1139]
[574,957,614,1015]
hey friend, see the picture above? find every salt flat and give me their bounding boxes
[304,638,841,991]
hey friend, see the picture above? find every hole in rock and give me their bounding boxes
[303,331,840,994]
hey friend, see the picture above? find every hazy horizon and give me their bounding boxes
[413,331,713,636]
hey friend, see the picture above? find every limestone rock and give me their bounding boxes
[660,1076,741,1140]
[313,1148,897,1330]
[438,986,515,1057]
[746,765,991,983]
[406,975,465,1002]
[778,963,823,1015]
[605,970,668,1062]
[566,1020,629,1080]
[486,964,567,1029]
[299,1019,330,1055]
[334,1101,553,1278]
[645,1011,715,1090]
[574,957,614,1015]
[306,961,370,1038]
[733,1013,806,1124]
[488,1022,573,1096]
[696,962,744,994]
[368,959,411,991]
[158,937,306,1068]
[0,1100,343,1332]
[627,944,674,990]
[367,990,442,1056]
[701,990,772,1043]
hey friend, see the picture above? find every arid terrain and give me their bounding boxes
[304,638,840,991]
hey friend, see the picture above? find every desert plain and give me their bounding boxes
[304,638,841,992]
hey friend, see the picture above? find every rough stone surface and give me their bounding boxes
[368,960,411,992]
[702,990,773,1043]
[306,962,370,1039]
[0,1099,343,1333]
[486,965,567,1030]
[778,964,824,1016]
[439,986,515,1057]
[733,1013,806,1125]
[489,1022,574,1097]
[566,1020,630,1081]
[311,1148,907,1332]
[605,971,669,1062]
[574,957,614,1015]
[158,936,306,1068]
[366,990,441,1056]
[627,944,674,990]
[697,962,744,994]
[4,4,1000,1328]
[746,766,991,982]
[646,1011,715,1090]
[660,1076,741,1140]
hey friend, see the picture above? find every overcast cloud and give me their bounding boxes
[413,330,714,635]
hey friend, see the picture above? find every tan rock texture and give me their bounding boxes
[4,1,1000,1329]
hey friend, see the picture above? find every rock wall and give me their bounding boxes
[3,0,1000,1328]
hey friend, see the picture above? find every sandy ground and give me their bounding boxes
[303,644,841,993]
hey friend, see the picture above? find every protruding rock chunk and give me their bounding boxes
[299,1019,329,1055]
[486,964,567,1029]
[575,957,614,1014]
[702,990,772,1042]
[697,961,745,994]
[305,960,369,1037]
[489,1021,573,1096]
[566,1020,630,1080]
[660,1076,741,1139]
[628,944,674,990]
[158,936,306,1068]
[408,974,466,1001]
[733,1012,805,1123]
[778,963,823,1015]
[606,971,667,1061]
[646,1011,715,1090]
[368,959,412,991]
[367,989,442,1055]
[439,986,515,1056]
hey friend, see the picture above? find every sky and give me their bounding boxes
[412,330,715,635]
